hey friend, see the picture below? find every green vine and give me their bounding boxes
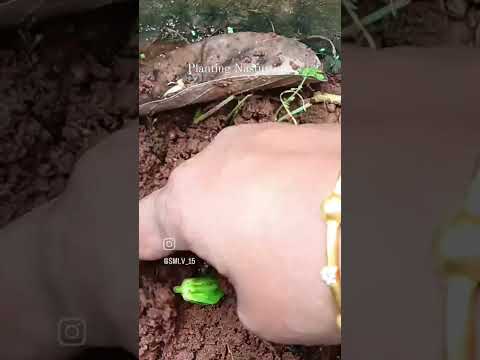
[276,67,327,125]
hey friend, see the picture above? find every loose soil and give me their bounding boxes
[138,48,342,359]
[0,3,137,227]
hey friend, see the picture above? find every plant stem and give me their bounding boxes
[193,95,236,124]
[343,0,411,38]
[301,35,338,58]
[226,94,252,124]
[342,0,377,49]
[277,77,308,124]
[277,102,312,122]
[287,77,307,103]
[312,92,342,105]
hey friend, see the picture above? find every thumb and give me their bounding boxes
[139,187,188,260]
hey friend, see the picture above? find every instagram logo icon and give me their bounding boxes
[163,237,176,251]
[57,318,86,346]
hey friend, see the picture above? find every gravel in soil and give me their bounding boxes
[138,76,341,360]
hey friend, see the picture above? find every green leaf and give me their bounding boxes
[193,108,204,123]
[297,67,327,81]
[139,53,146,60]
[173,277,224,305]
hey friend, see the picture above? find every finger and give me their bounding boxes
[139,187,188,260]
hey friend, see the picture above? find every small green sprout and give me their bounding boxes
[297,67,327,81]
[139,53,146,60]
[275,67,327,124]
[173,277,224,305]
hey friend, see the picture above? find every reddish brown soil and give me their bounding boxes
[0,4,137,227]
[138,69,341,359]
[138,84,340,198]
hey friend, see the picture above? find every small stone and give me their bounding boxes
[168,130,177,141]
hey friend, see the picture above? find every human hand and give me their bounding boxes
[139,122,341,345]
[0,125,138,359]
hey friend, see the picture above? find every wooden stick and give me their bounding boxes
[312,92,341,105]
[193,95,237,124]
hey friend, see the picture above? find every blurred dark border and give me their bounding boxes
[0,1,139,359]
[342,1,480,358]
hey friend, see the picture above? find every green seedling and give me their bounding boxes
[173,277,224,305]
[276,67,327,124]
[139,53,146,60]
[297,67,327,81]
